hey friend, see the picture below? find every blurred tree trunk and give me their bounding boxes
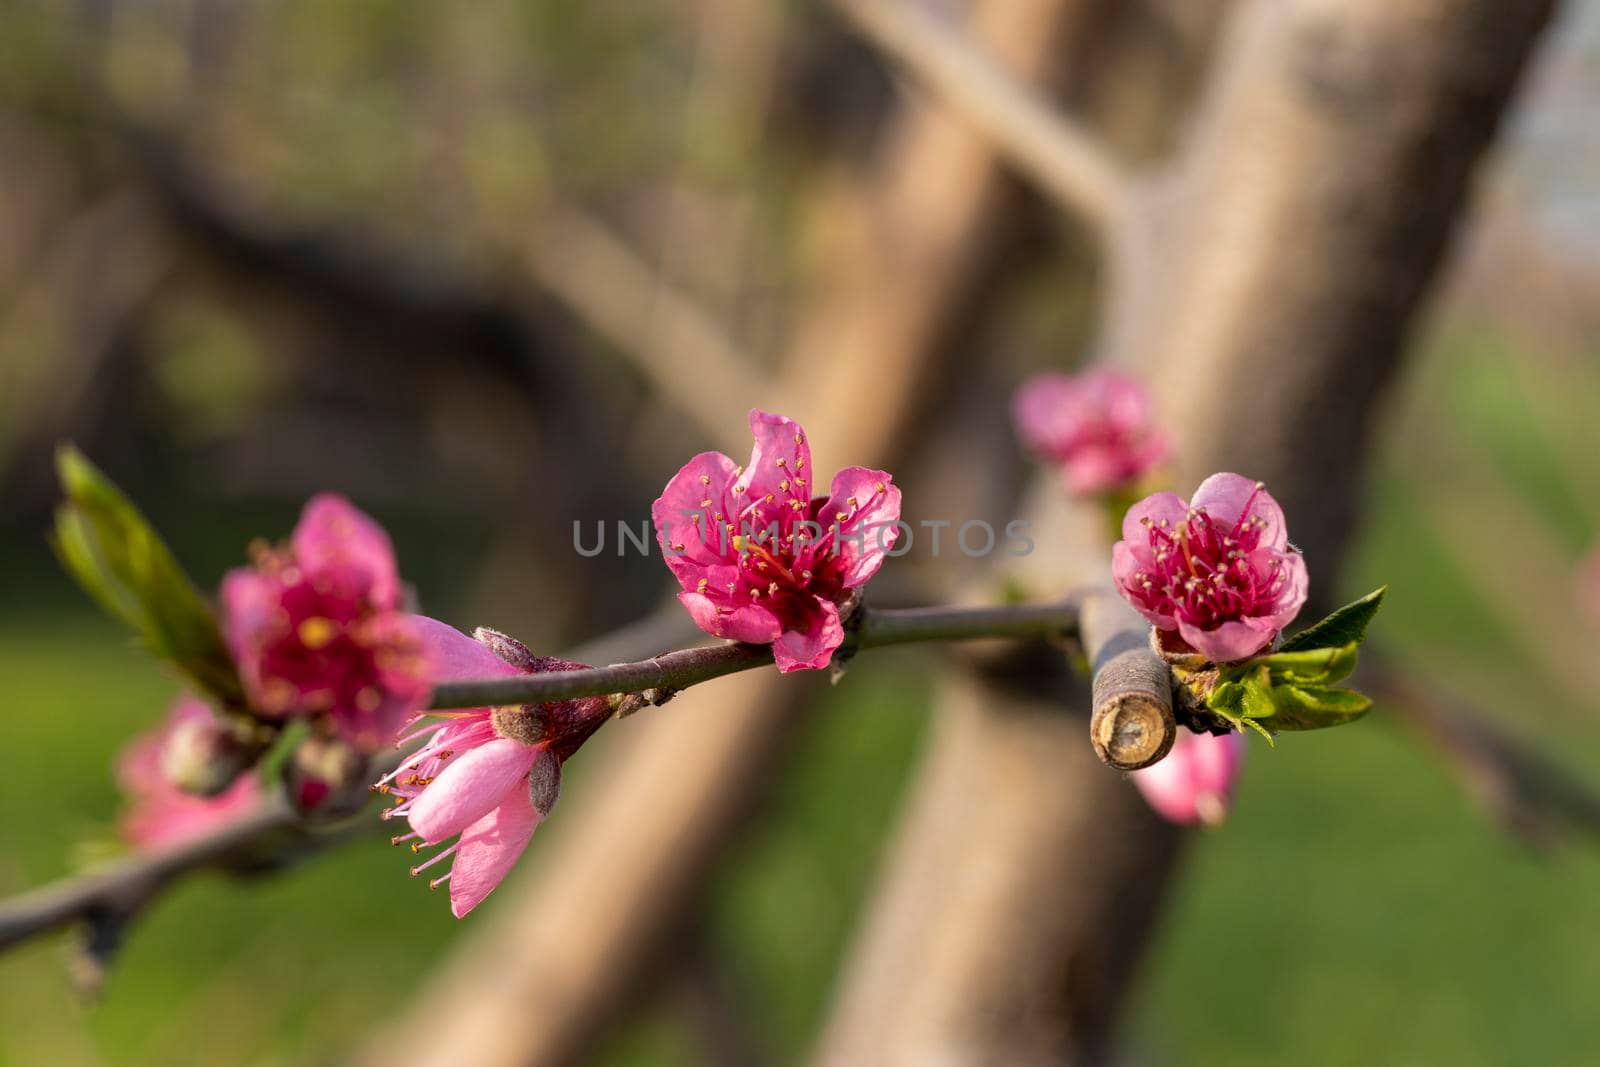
[813,0,1557,1064]
[352,4,1123,1067]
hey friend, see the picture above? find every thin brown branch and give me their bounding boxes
[523,210,768,454]
[829,0,1131,235]
[0,798,293,956]
[430,599,1082,709]
[1366,651,1600,851]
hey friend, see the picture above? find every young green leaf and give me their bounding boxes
[1249,642,1360,686]
[1280,586,1387,653]
[1264,685,1372,730]
[52,445,245,707]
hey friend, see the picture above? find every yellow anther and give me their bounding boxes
[297,616,339,651]
[696,578,708,593]
[700,474,711,485]
[875,482,886,493]
[776,458,787,468]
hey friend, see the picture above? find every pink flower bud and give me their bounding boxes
[285,735,372,819]
[1013,369,1167,496]
[1130,729,1245,826]
[1112,473,1308,663]
[652,410,901,673]
[375,619,611,917]
[158,705,259,797]
[221,494,433,750]
[118,697,260,852]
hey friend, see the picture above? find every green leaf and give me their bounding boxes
[52,445,245,707]
[1238,671,1278,721]
[1206,680,1249,722]
[1249,642,1360,686]
[1280,586,1387,653]
[1201,676,1277,745]
[1265,685,1373,731]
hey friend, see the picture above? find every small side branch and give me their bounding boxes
[829,0,1132,235]
[1366,652,1600,851]
[0,797,296,968]
[524,211,769,454]
[428,598,1085,709]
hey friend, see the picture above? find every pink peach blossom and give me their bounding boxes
[1112,472,1308,662]
[1131,729,1245,826]
[376,619,609,918]
[221,494,432,750]
[1013,369,1167,495]
[652,410,901,672]
[117,697,260,852]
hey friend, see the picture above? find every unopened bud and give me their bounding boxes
[159,713,259,796]
[286,736,372,819]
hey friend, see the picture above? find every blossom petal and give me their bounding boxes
[219,568,284,707]
[1091,369,1155,433]
[1131,730,1245,825]
[735,410,811,503]
[1012,373,1080,456]
[772,598,844,672]
[411,616,523,682]
[291,493,402,609]
[678,592,783,644]
[1064,446,1132,496]
[653,451,740,586]
[447,787,543,918]
[407,738,540,844]
[1120,491,1188,546]
[1112,541,1175,627]
[1176,617,1270,663]
[820,467,901,588]
[1192,473,1287,549]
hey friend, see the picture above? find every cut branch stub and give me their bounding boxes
[1081,591,1175,770]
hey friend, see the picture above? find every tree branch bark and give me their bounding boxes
[829,0,1131,236]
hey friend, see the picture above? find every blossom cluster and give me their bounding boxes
[101,379,1321,909]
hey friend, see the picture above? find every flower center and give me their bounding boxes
[1131,503,1288,629]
